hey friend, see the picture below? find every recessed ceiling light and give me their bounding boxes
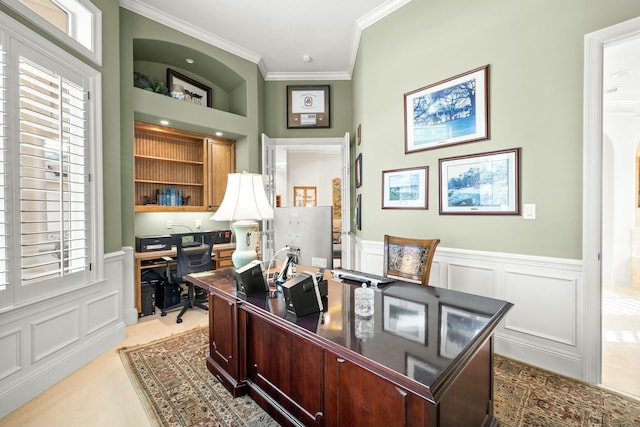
[215,132,223,137]
[185,58,194,64]
[302,55,312,63]
[160,120,169,126]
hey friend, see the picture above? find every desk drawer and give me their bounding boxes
[217,258,234,268]
[218,249,234,258]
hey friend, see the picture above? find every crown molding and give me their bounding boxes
[264,71,352,82]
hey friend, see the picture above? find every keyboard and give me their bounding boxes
[331,268,396,288]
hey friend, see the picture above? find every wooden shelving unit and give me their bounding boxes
[134,121,234,212]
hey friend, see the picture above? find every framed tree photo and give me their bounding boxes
[404,65,489,153]
[439,148,520,215]
[382,166,428,209]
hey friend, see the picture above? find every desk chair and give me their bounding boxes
[168,232,214,323]
[383,235,440,285]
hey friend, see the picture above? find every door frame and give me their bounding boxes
[583,15,640,384]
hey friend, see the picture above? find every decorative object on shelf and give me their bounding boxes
[212,171,273,269]
[439,148,520,215]
[133,71,169,95]
[404,65,489,153]
[355,153,362,188]
[382,166,428,210]
[286,84,330,128]
[167,68,213,108]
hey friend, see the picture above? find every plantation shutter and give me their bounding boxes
[18,54,88,286]
[0,43,7,295]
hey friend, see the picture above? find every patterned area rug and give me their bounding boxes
[120,327,640,427]
[119,327,277,427]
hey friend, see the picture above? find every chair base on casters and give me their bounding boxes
[176,282,208,324]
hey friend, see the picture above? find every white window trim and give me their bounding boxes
[0,9,103,308]
[2,0,102,66]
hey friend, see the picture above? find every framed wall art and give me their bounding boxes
[287,85,330,128]
[404,65,489,153]
[382,166,428,209]
[439,304,489,359]
[439,148,520,215]
[167,68,212,108]
[356,194,362,230]
[355,153,363,188]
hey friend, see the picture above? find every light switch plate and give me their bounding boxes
[523,204,536,220]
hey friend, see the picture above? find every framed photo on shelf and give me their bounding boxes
[382,166,428,209]
[439,304,490,359]
[439,148,520,215]
[404,65,489,153]
[167,68,212,108]
[355,153,363,188]
[287,85,330,128]
[383,295,427,344]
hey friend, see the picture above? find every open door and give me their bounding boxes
[261,133,351,269]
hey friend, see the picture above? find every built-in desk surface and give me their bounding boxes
[188,267,512,427]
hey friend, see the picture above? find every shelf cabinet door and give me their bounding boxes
[207,138,235,210]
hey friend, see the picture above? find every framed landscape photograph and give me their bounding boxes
[439,148,520,215]
[439,304,490,359]
[404,65,489,153]
[167,68,212,108]
[383,295,427,344]
[287,85,330,128]
[382,166,428,209]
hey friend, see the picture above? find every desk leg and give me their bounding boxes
[135,260,142,316]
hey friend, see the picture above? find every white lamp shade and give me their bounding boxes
[212,172,274,221]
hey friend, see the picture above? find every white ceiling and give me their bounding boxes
[120,0,412,81]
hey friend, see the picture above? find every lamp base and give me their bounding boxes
[231,220,258,269]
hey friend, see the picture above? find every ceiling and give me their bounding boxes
[604,36,640,108]
[120,0,412,81]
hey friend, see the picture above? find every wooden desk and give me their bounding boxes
[187,268,513,427]
[134,243,235,315]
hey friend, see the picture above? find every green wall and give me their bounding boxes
[352,0,640,259]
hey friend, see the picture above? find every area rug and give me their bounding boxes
[120,327,640,427]
[119,327,278,427]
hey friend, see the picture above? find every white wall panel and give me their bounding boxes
[447,263,496,297]
[86,291,119,335]
[31,307,81,363]
[504,271,577,346]
[0,329,22,380]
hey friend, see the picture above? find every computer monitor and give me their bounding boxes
[273,206,333,270]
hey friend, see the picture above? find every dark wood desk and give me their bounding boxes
[187,268,512,427]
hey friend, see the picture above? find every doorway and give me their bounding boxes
[585,16,640,398]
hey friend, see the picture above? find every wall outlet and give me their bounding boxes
[166,219,173,229]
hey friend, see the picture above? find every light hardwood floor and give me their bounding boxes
[0,308,209,427]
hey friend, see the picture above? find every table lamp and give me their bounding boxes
[211,171,274,269]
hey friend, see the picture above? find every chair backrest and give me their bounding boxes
[173,232,215,280]
[383,235,440,285]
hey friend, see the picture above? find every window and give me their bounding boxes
[3,0,101,65]
[0,10,101,306]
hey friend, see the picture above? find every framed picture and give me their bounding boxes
[355,153,363,188]
[383,295,427,344]
[357,124,362,145]
[439,304,490,359]
[439,148,520,215]
[167,68,212,108]
[382,166,428,209]
[287,85,330,128]
[356,194,362,230]
[404,65,489,153]
[405,353,438,385]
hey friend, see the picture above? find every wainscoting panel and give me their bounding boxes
[0,329,22,381]
[31,307,81,363]
[86,291,120,335]
[355,237,585,380]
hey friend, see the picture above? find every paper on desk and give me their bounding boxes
[188,270,215,278]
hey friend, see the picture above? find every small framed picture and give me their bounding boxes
[404,65,489,153]
[287,85,330,128]
[383,295,427,344]
[355,153,363,188]
[356,194,362,230]
[167,68,212,108]
[439,148,520,215]
[439,304,489,359]
[382,166,428,209]
[357,124,362,145]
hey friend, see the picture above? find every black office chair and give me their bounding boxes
[167,232,214,323]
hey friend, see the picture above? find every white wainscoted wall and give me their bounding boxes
[355,237,585,380]
[0,248,132,418]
